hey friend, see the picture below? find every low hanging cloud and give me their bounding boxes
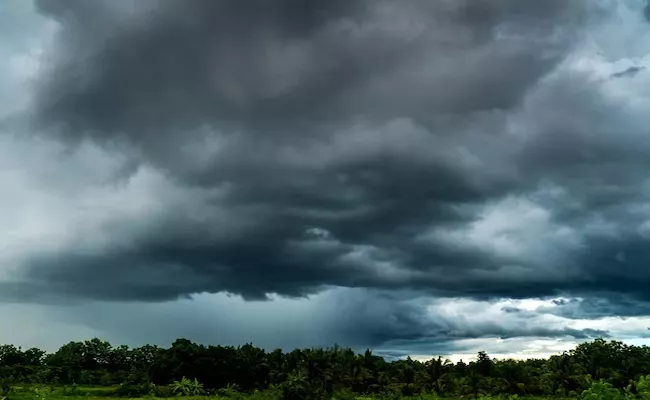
[33,289,609,356]
[0,0,649,325]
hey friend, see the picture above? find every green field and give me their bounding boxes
[2,385,572,400]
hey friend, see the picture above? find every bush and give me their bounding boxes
[150,384,174,398]
[582,381,626,400]
[635,375,650,400]
[248,387,283,400]
[61,384,79,396]
[170,377,205,396]
[331,388,357,400]
[0,378,13,400]
[30,386,53,400]
[114,383,154,397]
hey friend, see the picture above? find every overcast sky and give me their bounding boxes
[1,0,650,361]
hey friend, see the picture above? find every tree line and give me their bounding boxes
[0,338,649,397]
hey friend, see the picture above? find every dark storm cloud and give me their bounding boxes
[16,0,650,309]
[34,0,581,142]
[44,289,609,355]
[329,291,610,349]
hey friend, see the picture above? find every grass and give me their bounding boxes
[3,385,572,400]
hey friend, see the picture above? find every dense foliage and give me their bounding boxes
[2,338,650,398]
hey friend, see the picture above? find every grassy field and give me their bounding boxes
[3,385,569,400]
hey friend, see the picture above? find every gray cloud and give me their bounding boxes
[537,296,650,320]
[611,65,645,78]
[38,289,607,356]
[34,0,582,139]
[2,0,650,321]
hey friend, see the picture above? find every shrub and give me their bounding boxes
[170,377,204,396]
[582,381,625,400]
[635,375,650,400]
[0,377,14,398]
[61,384,79,396]
[215,383,241,397]
[115,383,154,397]
[30,386,53,400]
[151,384,174,398]
[248,387,283,400]
[331,388,357,400]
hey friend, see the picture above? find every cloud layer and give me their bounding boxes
[21,0,650,304]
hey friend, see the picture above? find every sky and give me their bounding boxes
[1,0,650,362]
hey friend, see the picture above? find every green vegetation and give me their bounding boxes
[0,338,650,399]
